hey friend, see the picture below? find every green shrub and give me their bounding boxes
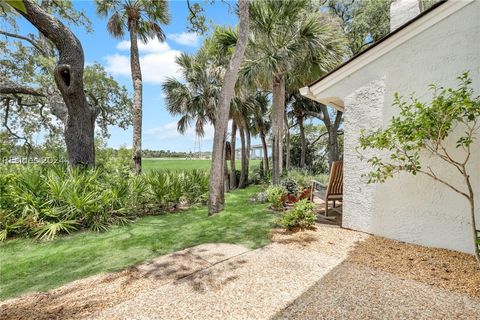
[0,166,210,240]
[278,199,316,230]
[250,191,268,204]
[145,169,209,208]
[183,169,209,204]
[266,185,286,211]
[286,169,311,190]
[281,178,297,195]
[283,169,328,190]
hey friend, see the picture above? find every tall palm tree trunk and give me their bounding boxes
[260,131,269,173]
[208,0,249,215]
[229,121,237,189]
[271,73,285,184]
[284,111,290,170]
[245,119,251,183]
[224,156,230,192]
[297,113,306,168]
[129,21,143,175]
[238,121,247,189]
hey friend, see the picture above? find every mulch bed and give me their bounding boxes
[346,236,480,299]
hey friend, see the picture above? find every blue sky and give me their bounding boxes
[16,1,238,152]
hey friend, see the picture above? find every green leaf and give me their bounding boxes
[5,0,26,13]
[0,229,8,241]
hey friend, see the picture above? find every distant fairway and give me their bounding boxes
[143,158,261,172]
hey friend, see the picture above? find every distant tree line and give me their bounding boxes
[142,149,195,158]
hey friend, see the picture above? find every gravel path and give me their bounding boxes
[91,226,367,320]
[1,224,478,320]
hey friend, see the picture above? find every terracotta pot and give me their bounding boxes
[287,193,299,204]
[299,188,311,200]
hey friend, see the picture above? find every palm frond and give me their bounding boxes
[107,11,126,38]
[35,220,79,241]
[98,0,169,42]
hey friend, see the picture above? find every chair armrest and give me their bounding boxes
[311,180,326,190]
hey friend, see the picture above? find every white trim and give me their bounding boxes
[299,87,345,111]
[307,0,473,98]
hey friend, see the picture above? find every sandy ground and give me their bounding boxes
[1,224,478,320]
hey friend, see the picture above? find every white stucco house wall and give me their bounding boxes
[301,0,480,254]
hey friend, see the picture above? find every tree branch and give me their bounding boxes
[333,110,343,130]
[0,84,46,97]
[424,142,464,175]
[0,30,47,56]
[419,167,470,200]
[1,98,34,151]
[310,131,329,146]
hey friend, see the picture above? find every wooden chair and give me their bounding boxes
[310,160,343,217]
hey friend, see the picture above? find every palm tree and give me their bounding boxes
[229,120,238,189]
[164,50,239,193]
[208,0,249,214]
[287,90,343,170]
[162,52,220,138]
[245,91,271,174]
[230,93,256,189]
[289,92,310,169]
[96,0,170,175]
[164,46,260,191]
[241,0,346,184]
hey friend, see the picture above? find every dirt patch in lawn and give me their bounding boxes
[345,236,480,299]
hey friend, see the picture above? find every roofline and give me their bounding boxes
[307,0,447,89]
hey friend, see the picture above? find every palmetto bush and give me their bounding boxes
[0,166,209,240]
[145,169,209,209]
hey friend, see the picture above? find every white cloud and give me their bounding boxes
[116,40,171,53]
[147,121,214,141]
[105,39,182,84]
[105,54,131,77]
[167,32,199,47]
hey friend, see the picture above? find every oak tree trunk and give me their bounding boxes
[320,104,343,170]
[271,73,285,184]
[208,0,249,215]
[17,0,95,167]
[327,124,339,167]
[229,120,237,189]
[129,22,143,175]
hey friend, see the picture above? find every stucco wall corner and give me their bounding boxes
[342,78,386,234]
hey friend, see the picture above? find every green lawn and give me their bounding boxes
[142,158,261,172]
[0,186,273,300]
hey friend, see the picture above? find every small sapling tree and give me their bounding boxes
[359,73,480,266]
